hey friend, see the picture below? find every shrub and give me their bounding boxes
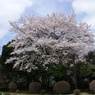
[29,82,41,94]
[74,89,80,95]
[0,83,8,91]
[40,89,46,94]
[0,92,2,95]
[8,81,17,92]
[89,80,95,93]
[16,89,20,93]
[0,92,10,95]
[53,81,70,94]
[49,82,54,88]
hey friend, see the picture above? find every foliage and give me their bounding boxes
[29,82,41,94]
[16,89,20,93]
[0,83,8,91]
[89,80,95,93]
[85,50,95,64]
[73,89,80,95]
[76,62,92,78]
[53,81,70,94]
[0,41,31,87]
[5,12,95,72]
[49,63,67,81]
[8,81,17,92]
[0,92,10,95]
[0,41,15,82]
[76,61,95,78]
[40,89,46,94]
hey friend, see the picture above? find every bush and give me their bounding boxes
[53,81,70,94]
[89,80,95,93]
[29,82,41,94]
[8,81,17,92]
[74,89,80,95]
[40,89,46,94]
[0,92,10,95]
[16,89,20,93]
[0,83,8,91]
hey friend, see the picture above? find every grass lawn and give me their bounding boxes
[67,93,95,95]
[0,92,95,95]
[9,93,95,95]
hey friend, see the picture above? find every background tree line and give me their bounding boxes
[0,41,95,91]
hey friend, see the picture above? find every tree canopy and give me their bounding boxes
[6,13,95,72]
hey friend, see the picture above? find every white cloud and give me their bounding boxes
[31,0,58,16]
[58,0,73,2]
[31,0,73,16]
[72,0,95,30]
[0,0,32,39]
[83,16,95,30]
[72,0,95,14]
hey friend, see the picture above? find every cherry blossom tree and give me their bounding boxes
[6,13,95,73]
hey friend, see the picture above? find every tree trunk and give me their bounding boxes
[73,62,78,89]
[72,54,78,89]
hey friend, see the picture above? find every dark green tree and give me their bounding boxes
[0,41,18,82]
[85,50,95,64]
[76,62,92,89]
[49,63,67,82]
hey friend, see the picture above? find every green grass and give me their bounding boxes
[67,93,95,95]
[0,92,95,95]
[9,93,33,95]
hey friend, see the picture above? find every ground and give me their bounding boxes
[0,92,95,95]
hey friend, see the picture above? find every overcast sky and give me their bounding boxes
[0,0,95,53]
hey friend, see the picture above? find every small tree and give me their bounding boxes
[76,62,92,88]
[0,41,30,86]
[49,63,67,82]
[0,41,14,81]
[85,50,95,64]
